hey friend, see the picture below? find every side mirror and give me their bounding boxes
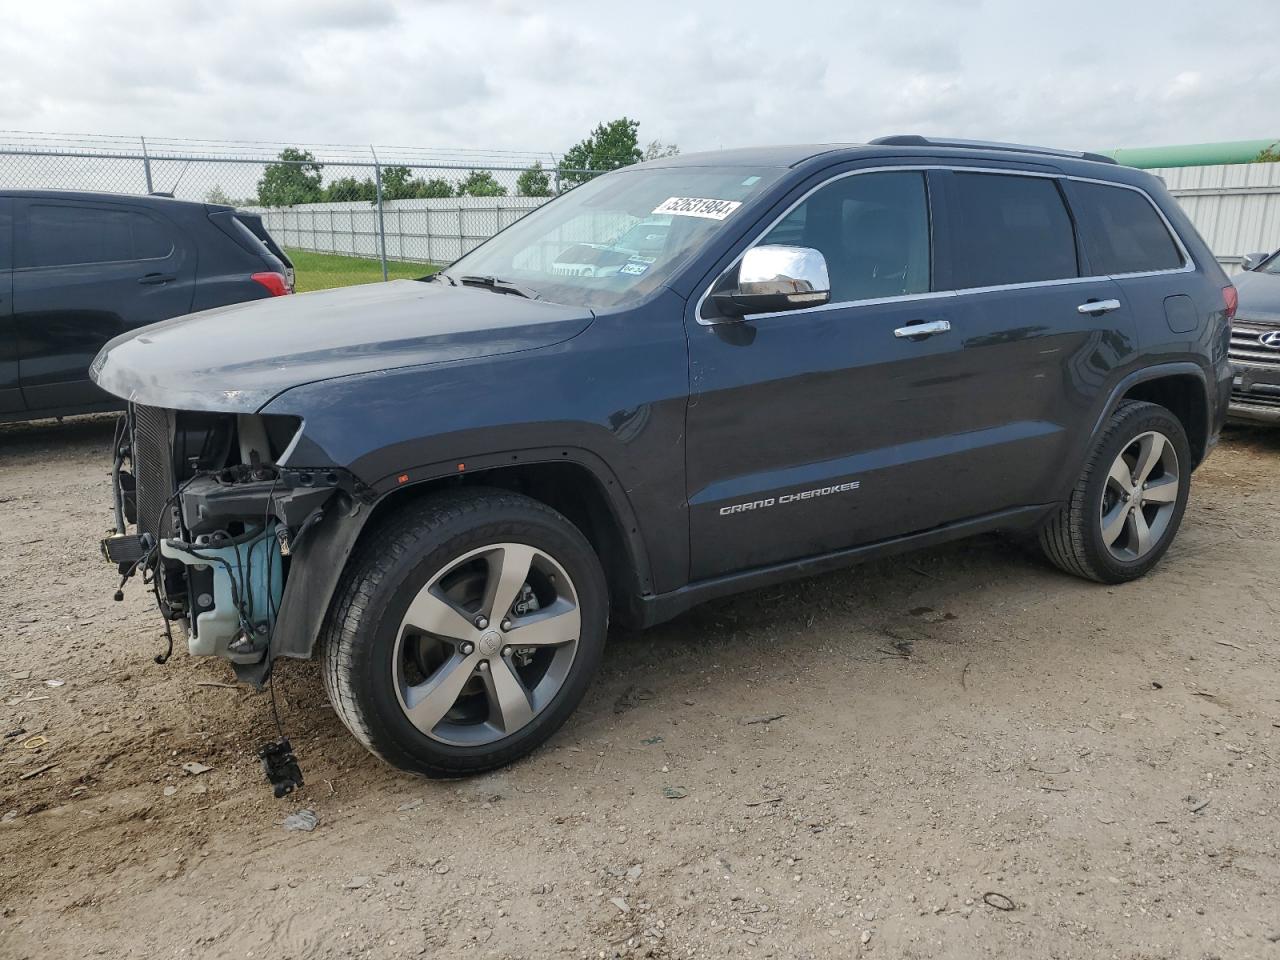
[712,245,830,319]
[1241,251,1271,272]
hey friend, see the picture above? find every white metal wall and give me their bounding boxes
[1151,161,1280,274]
[242,196,550,264]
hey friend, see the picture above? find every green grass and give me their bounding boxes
[286,249,440,293]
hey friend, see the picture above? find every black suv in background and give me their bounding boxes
[0,190,292,422]
[93,137,1233,779]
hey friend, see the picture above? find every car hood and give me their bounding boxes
[91,279,594,412]
[1234,271,1280,324]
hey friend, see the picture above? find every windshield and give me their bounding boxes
[1262,251,1280,275]
[443,166,783,309]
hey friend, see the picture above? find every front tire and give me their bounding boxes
[319,489,608,777]
[1039,400,1191,583]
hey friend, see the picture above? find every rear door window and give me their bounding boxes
[759,170,931,302]
[1068,181,1184,275]
[950,173,1078,289]
[19,204,174,268]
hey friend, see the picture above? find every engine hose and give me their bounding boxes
[110,415,128,534]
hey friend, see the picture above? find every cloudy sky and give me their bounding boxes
[1,0,1277,159]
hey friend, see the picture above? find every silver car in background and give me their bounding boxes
[1229,250,1280,423]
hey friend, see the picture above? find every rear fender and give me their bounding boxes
[1051,361,1213,505]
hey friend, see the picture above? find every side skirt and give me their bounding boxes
[634,503,1057,629]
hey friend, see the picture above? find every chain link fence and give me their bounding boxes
[17,132,1273,281]
[0,131,604,277]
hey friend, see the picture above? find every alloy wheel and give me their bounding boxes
[1098,430,1180,562]
[392,543,581,746]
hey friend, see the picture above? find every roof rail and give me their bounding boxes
[869,135,1117,165]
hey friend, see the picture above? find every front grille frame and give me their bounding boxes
[1228,319,1280,366]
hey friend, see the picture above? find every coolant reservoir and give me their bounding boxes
[159,524,284,663]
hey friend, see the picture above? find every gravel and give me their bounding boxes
[1,415,1278,959]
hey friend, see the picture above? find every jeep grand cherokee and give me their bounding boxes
[92,136,1233,777]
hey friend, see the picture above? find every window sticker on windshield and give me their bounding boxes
[620,262,650,277]
[628,255,656,264]
[652,197,742,220]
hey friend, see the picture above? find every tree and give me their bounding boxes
[380,165,417,200]
[456,170,508,197]
[381,167,455,199]
[558,117,643,187]
[414,177,455,199]
[324,175,377,202]
[642,140,680,161]
[204,185,233,205]
[516,161,552,197]
[1255,144,1280,163]
[256,147,324,206]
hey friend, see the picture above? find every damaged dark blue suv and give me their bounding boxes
[93,136,1234,777]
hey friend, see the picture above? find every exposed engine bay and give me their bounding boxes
[101,404,360,684]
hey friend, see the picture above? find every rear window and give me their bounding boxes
[235,213,292,268]
[950,173,1078,289]
[22,204,173,268]
[1070,181,1184,275]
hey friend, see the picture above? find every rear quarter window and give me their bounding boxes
[1069,181,1184,276]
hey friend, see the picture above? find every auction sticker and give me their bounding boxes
[652,197,742,220]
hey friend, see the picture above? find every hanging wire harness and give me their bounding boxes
[100,407,346,796]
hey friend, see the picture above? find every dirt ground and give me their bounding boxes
[1,415,1277,960]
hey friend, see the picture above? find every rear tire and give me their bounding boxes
[319,488,608,777]
[1039,400,1191,584]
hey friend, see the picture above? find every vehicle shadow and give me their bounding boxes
[0,412,119,456]
[266,530,1037,772]
[540,528,1057,756]
[1220,421,1280,456]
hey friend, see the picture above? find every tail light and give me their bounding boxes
[1222,284,1238,322]
[252,271,291,297]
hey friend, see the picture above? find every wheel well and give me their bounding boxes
[1121,374,1209,465]
[360,461,646,624]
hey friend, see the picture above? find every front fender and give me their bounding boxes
[262,300,692,595]
[267,442,658,663]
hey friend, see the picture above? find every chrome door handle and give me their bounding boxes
[893,319,951,339]
[1077,299,1121,315]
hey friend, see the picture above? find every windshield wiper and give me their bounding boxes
[458,275,539,300]
[419,272,457,285]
